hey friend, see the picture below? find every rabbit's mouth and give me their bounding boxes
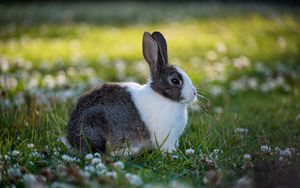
[179,95,197,104]
[179,86,197,104]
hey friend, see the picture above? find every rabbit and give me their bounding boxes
[67,31,197,155]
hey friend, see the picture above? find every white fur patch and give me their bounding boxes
[175,67,196,103]
[125,82,188,152]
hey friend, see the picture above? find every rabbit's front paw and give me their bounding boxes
[161,144,176,153]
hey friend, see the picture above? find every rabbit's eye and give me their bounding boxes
[171,78,181,85]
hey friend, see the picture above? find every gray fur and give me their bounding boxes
[67,83,150,153]
[143,32,159,77]
[150,65,184,102]
[152,31,168,64]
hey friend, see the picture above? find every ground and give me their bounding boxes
[0,2,300,188]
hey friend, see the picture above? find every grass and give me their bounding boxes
[1,2,300,188]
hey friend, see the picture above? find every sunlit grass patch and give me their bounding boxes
[1,16,299,63]
[1,13,299,89]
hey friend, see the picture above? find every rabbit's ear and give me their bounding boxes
[143,32,159,76]
[152,31,168,64]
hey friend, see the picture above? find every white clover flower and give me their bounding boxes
[213,149,223,154]
[115,59,126,79]
[0,99,11,108]
[66,67,77,77]
[279,156,284,161]
[91,158,102,166]
[282,84,291,92]
[61,154,70,161]
[235,128,249,135]
[260,82,271,93]
[289,148,296,153]
[233,56,250,70]
[133,60,148,76]
[7,167,22,177]
[84,165,96,174]
[280,148,292,157]
[260,145,272,153]
[56,72,67,86]
[0,76,17,90]
[29,151,40,158]
[296,114,300,122]
[53,151,59,156]
[209,149,222,160]
[80,170,91,178]
[209,86,222,96]
[185,148,195,155]
[215,42,227,53]
[106,171,117,179]
[96,163,106,171]
[125,173,143,186]
[61,154,78,163]
[231,80,246,92]
[11,150,21,156]
[203,176,208,184]
[96,169,107,176]
[207,50,218,61]
[248,78,258,90]
[27,143,35,149]
[203,158,214,166]
[4,155,10,160]
[113,161,124,170]
[244,154,252,161]
[85,153,93,160]
[273,76,285,88]
[81,67,96,78]
[213,107,223,114]
[0,58,9,72]
[53,147,61,152]
[255,62,267,73]
[14,93,25,106]
[23,174,38,187]
[277,37,287,49]
[169,180,192,188]
[27,77,39,89]
[87,77,101,87]
[43,75,56,88]
[94,152,101,158]
[52,182,76,188]
[171,154,179,159]
[58,89,77,101]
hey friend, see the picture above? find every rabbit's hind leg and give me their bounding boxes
[78,107,108,153]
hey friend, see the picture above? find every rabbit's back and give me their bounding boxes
[67,83,150,153]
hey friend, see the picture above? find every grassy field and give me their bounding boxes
[1,2,300,188]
